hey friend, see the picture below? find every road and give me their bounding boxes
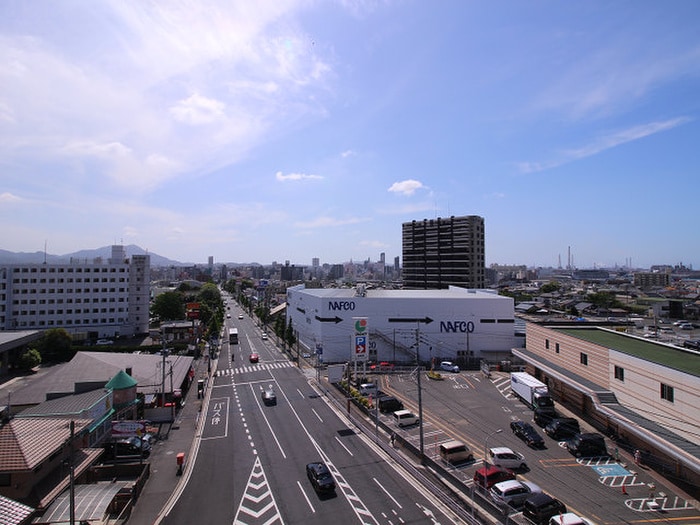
[163,305,460,525]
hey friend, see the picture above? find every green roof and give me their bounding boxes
[105,369,138,390]
[555,328,700,377]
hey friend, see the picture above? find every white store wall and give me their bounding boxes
[286,284,515,364]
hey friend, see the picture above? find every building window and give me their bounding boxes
[660,383,674,403]
[614,366,624,382]
[580,353,588,366]
[555,343,560,354]
[545,339,549,350]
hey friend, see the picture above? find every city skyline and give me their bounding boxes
[2,2,699,270]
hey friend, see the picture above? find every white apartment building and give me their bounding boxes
[0,245,150,339]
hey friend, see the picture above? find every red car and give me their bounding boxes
[473,465,516,490]
[370,361,394,371]
[249,353,259,363]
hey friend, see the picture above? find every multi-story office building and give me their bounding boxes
[0,245,150,339]
[402,215,485,289]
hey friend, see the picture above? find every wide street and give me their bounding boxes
[162,303,460,525]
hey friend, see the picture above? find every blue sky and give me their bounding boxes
[2,1,699,269]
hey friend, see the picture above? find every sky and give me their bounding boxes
[2,1,700,269]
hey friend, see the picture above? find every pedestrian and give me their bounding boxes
[634,449,641,465]
[390,432,396,447]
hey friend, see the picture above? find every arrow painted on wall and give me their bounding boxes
[315,315,343,323]
[388,317,434,324]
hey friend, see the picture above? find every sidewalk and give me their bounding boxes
[127,354,213,525]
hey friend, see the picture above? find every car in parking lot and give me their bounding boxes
[238,313,244,319]
[261,332,268,340]
[473,465,516,489]
[510,420,545,448]
[544,417,580,440]
[306,462,335,493]
[548,512,591,525]
[523,493,567,524]
[565,433,608,457]
[249,353,259,363]
[261,388,277,406]
[440,361,459,373]
[95,338,113,345]
[490,479,542,508]
[489,447,527,470]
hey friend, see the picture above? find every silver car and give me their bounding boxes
[490,479,541,508]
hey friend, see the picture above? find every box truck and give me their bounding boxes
[510,372,555,412]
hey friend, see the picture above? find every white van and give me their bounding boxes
[359,383,379,396]
[393,409,419,427]
[439,440,474,464]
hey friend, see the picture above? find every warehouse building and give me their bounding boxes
[286,284,515,366]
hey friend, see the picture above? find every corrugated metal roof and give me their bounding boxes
[40,482,126,523]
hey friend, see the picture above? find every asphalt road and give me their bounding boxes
[161,308,461,525]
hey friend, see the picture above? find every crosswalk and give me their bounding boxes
[216,361,293,376]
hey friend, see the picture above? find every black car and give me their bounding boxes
[522,493,567,524]
[510,420,545,448]
[544,418,580,440]
[306,462,335,493]
[261,388,277,406]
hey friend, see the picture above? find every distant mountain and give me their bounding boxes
[0,245,187,267]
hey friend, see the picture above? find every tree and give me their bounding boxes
[18,348,41,371]
[152,291,186,321]
[37,328,73,363]
[285,319,296,350]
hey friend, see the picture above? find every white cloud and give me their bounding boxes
[518,117,691,174]
[0,192,23,203]
[341,149,356,158]
[387,179,426,196]
[294,215,369,228]
[275,171,323,182]
[170,93,226,125]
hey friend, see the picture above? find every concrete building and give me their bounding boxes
[513,323,700,491]
[402,215,485,289]
[0,245,150,339]
[286,284,515,366]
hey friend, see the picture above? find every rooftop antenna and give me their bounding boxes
[43,240,47,264]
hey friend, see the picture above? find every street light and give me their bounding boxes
[484,428,503,468]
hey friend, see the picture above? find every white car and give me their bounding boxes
[490,479,541,507]
[489,447,527,470]
[261,332,268,340]
[440,361,459,373]
[548,513,591,525]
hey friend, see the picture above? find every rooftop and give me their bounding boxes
[554,327,700,377]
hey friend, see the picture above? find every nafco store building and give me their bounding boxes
[286,284,515,366]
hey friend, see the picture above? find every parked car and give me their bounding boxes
[261,332,268,340]
[306,462,335,493]
[249,353,259,363]
[544,418,580,440]
[523,493,567,524]
[359,383,379,396]
[490,479,542,508]
[510,420,545,448]
[565,433,608,457]
[473,465,516,490]
[548,512,591,525]
[534,408,557,427]
[489,447,527,470]
[261,388,277,406]
[440,361,459,373]
[377,395,404,413]
[439,440,474,465]
[238,313,244,319]
[95,339,113,345]
[102,437,151,461]
[393,409,419,427]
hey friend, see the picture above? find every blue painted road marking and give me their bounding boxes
[592,463,632,477]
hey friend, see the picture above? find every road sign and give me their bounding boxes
[353,335,368,362]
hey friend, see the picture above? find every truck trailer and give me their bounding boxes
[510,372,555,412]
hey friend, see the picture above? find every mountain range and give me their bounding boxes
[0,245,187,267]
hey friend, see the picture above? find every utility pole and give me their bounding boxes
[416,325,425,460]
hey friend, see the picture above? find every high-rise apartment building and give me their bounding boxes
[0,245,150,338]
[402,215,485,289]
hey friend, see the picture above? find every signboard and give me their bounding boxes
[352,317,369,362]
[111,420,147,439]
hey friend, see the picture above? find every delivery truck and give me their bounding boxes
[510,372,555,412]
